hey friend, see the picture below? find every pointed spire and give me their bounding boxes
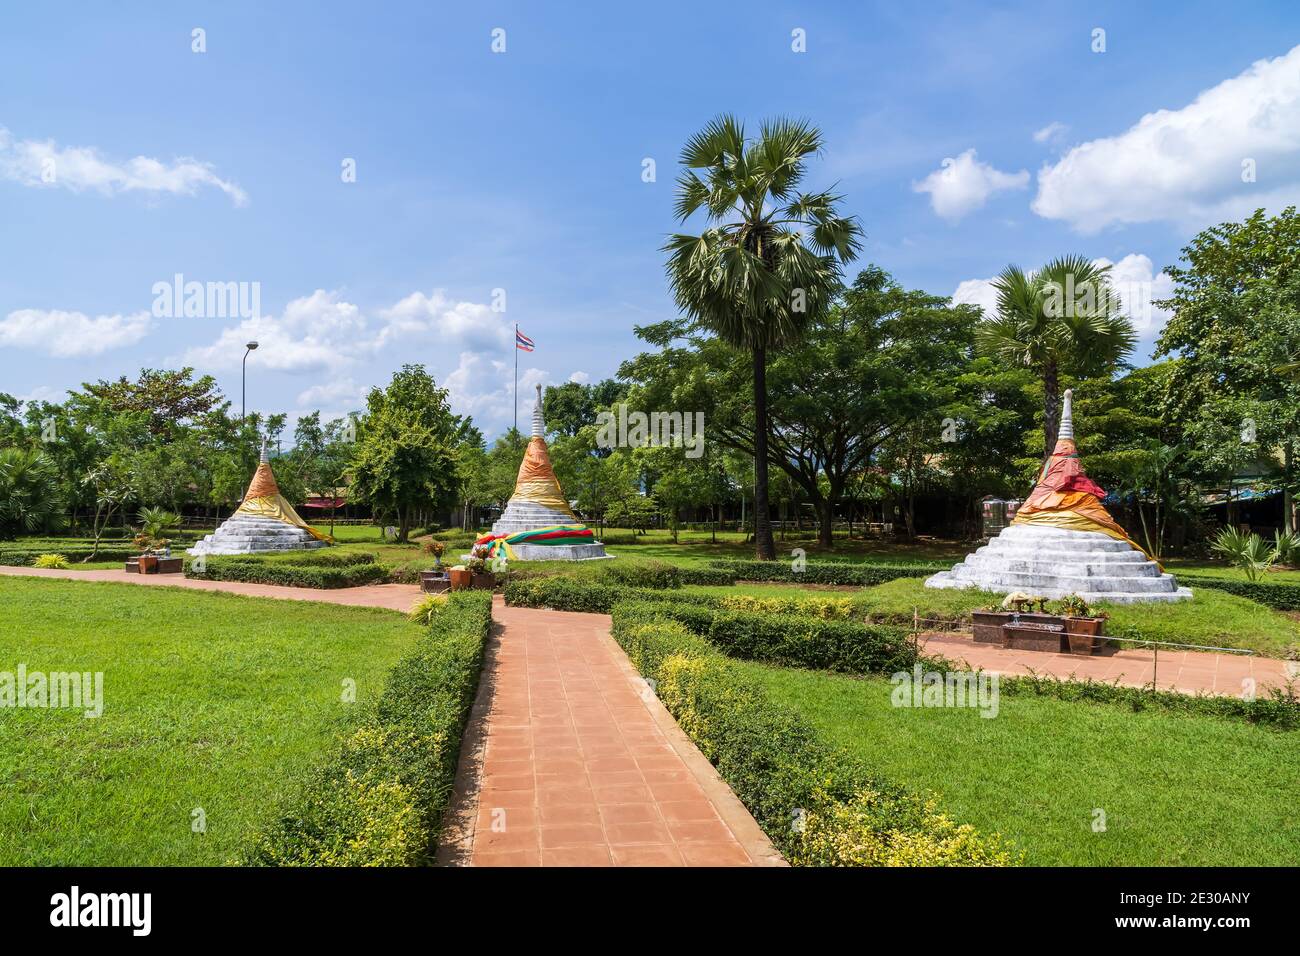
[259,436,269,464]
[1058,389,1074,441]
[532,383,544,439]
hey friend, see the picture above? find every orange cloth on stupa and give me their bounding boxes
[235,458,332,542]
[1011,413,1156,565]
[510,436,576,516]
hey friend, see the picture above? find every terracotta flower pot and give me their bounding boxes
[472,572,494,590]
[138,555,159,574]
[1064,617,1105,655]
[448,568,472,591]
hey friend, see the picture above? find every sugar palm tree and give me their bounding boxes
[976,255,1136,461]
[0,447,65,539]
[664,115,862,559]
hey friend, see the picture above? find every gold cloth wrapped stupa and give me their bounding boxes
[188,441,331,555]
[481,384,609,560]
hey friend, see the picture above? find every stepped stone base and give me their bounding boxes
[490,501,610,561]
[508,543,613,562]
[188,515,329,556]
[925,524,1192,604]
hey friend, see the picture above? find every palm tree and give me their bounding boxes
[664,115,862,559]
[0,447,65,540]
[977,255,1136,461]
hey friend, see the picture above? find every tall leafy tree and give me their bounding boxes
[349,365,461,541]
[664,115,862,559]
[1156,207,1300,531]
[624,266,972,548]
[977,255,1136,461]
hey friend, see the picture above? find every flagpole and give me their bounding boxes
[513,323,518,434]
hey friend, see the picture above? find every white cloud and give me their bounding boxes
[568,371,590,384]
[1093,253,1174,338]
[952,253,1173,337]
[0,126,248,205]
[296,377,368,410]
[376,290,512,352]
[913,149,1030,222]
[1033,44,1300,232]
[1033,121,1068,144]
[179,290,364,373]
[0,308,152,357]
[444,351,547,430]
[951,278,999,318]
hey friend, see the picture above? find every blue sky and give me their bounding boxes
[2,1,1298,439]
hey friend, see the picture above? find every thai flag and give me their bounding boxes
[515,328,535,352]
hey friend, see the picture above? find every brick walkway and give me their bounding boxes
[921,632,1299,697]
[0,564,422,612]
[435,597,783,867]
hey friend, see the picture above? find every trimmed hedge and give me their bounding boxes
[503,576,682,614]
[627,599,916,674]
[1187,576,1300,611]
[0,545,138,566]
[185,553,389,589]
[504,578,913,674]
[712,559,947,586]
[993,670,1300,730]
[244,590,492,865]
[610,603,1017,866]
[599,560,737,589]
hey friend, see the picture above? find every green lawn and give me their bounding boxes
[0,577,420,865]
[750,664,1300,866]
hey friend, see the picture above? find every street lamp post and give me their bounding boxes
[241,341,259,422]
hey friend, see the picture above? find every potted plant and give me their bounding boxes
[133,507,182,573]
[1056,594,1107,655]
[467,556,493,590]
[447,564,472,591]
[419,539,451,592]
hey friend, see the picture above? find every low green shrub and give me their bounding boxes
[185,555,390,589]
[994,671,1300,730]
[0,545,137,566]
[32,553,70,569]
[620,599,916,675]
[1188,576,1300,611]
[503,576,716,614]
[244,590,492,866]
[600,560,683,589]
[221,549,379,567]
[712,559,946,586]
[610,604,1017,866]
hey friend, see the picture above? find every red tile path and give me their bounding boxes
[921,631,1298,697]
[435,597,784,867]
[2,567,783,867]
[0,564,421,612]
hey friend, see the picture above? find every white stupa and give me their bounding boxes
[189,441,332,556]
[926,390,1191,604]
[475,385,610,561]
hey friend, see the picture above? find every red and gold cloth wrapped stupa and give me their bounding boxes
[925,390,1190,602]
[1011,394,1154,563]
